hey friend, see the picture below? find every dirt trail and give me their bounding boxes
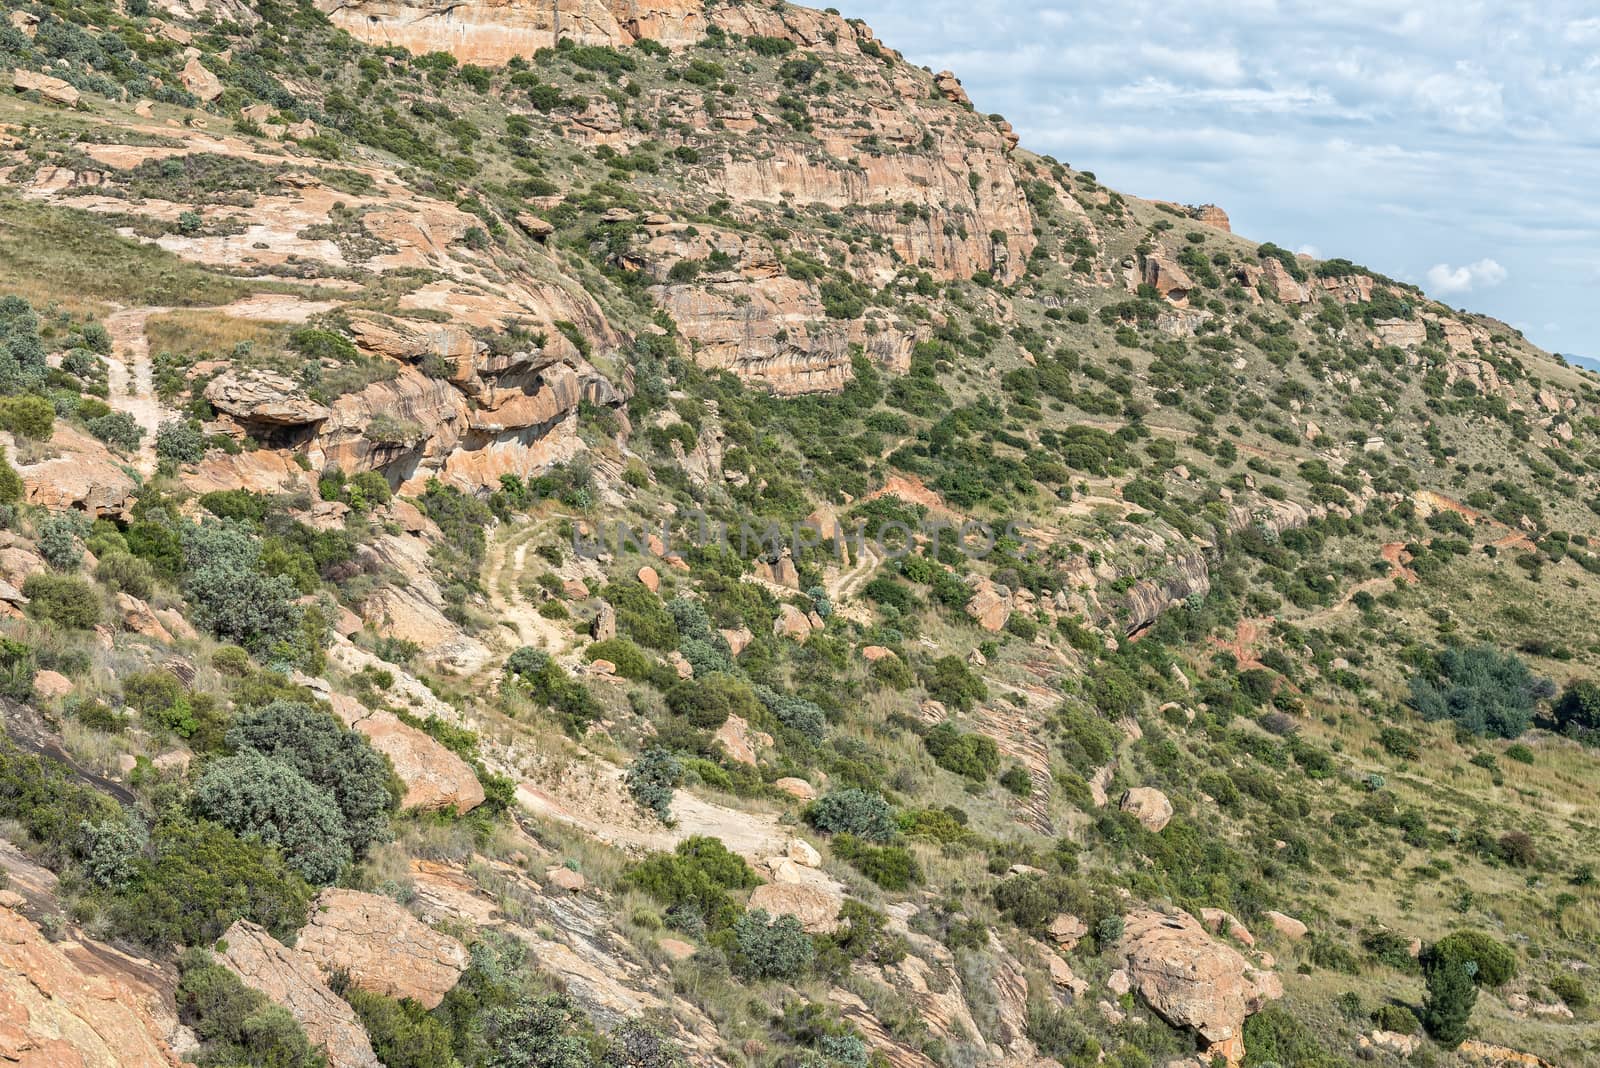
[103,306,168,477]
[483,515,594,668]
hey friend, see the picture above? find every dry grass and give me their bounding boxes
[144,309,290,360]
[0,196,247,310]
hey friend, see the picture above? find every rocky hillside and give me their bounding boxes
[2,2,1599,1067]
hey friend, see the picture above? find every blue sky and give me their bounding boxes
[843,1,1600,359]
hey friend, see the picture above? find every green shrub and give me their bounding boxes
[832,835,919,890]
[109,816,312,946]
[504,646,599,732]
[1241,1005,1346,1067]
[731,908,814,979]
[923,655,987,712]
[665,672,758,730]
[1407,645,1544,738]
[1430,929,1517,987]
[156,419,206,464]
[1371,1003,1419,1034]
[807,789,896,843]
[1378,726,1420,760]
[346,988,460,1068]
[0,445,21,504]
[95,550,155,599]
[482,993,594,1068]
[603,580,678,650]
[190,750,353,884]
[0,394,54,439]
[21,573,101,629]
[181,521,303,655]
[923,722,1000,781]
[1548,973,1587,1008]
[623,836,759,934]
[626,747,682,822]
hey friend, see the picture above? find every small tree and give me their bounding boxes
[1421,943,1479,1048]
[156,419,206,464]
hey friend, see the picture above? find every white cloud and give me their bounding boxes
[1426,258,1508,295]
[1296,244,1321,258]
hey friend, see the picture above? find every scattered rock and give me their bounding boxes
[714,714,768,766]
[116,592,175,643]
[545,865,586,893]
[1357,1029,1421,1059]
[773,777,817,800]
[658,937,696,961]
[773,603,813,641]
[1107,968,1132,996]
[30,669,73,700]
[329,694,485,813]
[748,882,841,934]
[786,839,821,868]
[720,626,753,656]
[637,565,660,592]
[591,601,617,641]
[1048,913,1088,949]
[1262,910,1307,941]
[180,55,223,102]
[205,368,330,426]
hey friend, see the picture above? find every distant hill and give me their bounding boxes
[1565,353,1600,373]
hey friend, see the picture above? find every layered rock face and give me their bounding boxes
[316,0,707,63]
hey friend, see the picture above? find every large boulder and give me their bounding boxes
[180,56,223,102]
[748,882,842,934]
[15,425,136,517]
[295,889,469,1010]
[964,578,1012,632]
[1118,909,1282,1065]
[217,921,381,1068]
[12,69,79,106]
[1120,787,1174,832]
[329,695,484,813]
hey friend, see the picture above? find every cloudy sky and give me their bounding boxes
[844,1,1600,359]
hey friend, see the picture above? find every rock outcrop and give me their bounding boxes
[316,0,708,64]
[12,69,80,106]
[1118,909,1282,1065]
[0,897,179,1068]
[295,889,470,1009]
[217,921,381,1068]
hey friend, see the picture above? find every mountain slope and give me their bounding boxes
[1,2,1598,1067]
